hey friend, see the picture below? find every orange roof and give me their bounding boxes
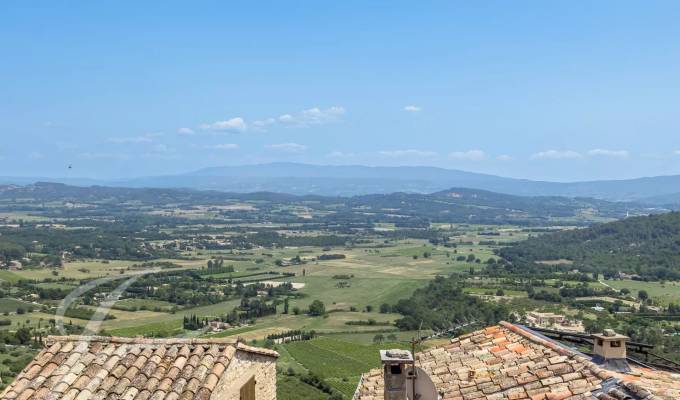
[354,322,680,400]
[2,335,278,400]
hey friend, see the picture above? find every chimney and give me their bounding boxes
[592,329,630,372]
[380,349,413,400]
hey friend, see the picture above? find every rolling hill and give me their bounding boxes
[499,212,680,280]
[0,182,653,226]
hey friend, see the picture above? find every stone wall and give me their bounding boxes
[214,350,277,400]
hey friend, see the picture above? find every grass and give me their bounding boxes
[111,298,176,312]
[281,337,413,397]
[277,375,328,400]
[0,298,37,313]
[602,280,680,306]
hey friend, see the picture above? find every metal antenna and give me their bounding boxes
[410,321,424,400]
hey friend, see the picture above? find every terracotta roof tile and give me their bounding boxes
[1,335,277,400]
[354,322,680,400]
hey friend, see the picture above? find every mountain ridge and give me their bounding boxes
[2,163,680,202]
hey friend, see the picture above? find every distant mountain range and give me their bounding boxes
[2,162,680,203]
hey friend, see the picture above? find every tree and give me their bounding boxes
[466,254,476,262]
[379,303,391,313]
[373,334,385,344]
[293,306,301,315]
[308,300,325,316]
[496,289,505,296]
[365,305,374,312]
[283,298,289,314]
[638,290,649,302]
[15,327,31,345]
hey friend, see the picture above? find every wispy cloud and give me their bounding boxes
[108,132,162,144]
[327,151,355,158]
[252,118,276,131]
[28,151,44,160]
[187,106,345,134]
[531,150,583,160]
[379,149,437,158]
[673,150,680,156]
[588,149,629,158]
[199,117,247,133]
[497,154,513,161]
[205,143,239,150]
[403,105,422,112]
[278,106,345,127]
[266,143,308,152]
[449,150,486,161]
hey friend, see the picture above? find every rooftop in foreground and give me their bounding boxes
[354,321,680,400]
[2,335,279,400]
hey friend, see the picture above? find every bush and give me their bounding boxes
[308,300,325,317]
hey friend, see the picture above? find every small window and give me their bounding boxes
[240,377,256,400]
[390,365,402,375]
[597,339,603,346]
[611,340,621,348]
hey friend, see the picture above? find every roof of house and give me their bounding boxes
[354,321,680,400]
[2,335,278,400]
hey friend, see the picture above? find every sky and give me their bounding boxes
[1,1,680,182]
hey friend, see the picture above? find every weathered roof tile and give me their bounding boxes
[354,322,680,400]
[1,335,277,400]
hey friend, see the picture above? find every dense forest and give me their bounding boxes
[392,275,512,330]
[500,212,680,280]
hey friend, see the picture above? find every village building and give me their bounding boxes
[525,311,585,333]
[354,321,680,400]
[2,335,278,400]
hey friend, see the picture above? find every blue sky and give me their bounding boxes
[2,1,680,181]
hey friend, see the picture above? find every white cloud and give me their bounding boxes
[449,150,487,161]
[199,117,247,132]
[531,150,583,160]
[277,106,345,127]
[673,150,680,156]
[108,132,162,144]
[403,105,422,112]
[266,143,308,152]
[199,117,247,133]
[497,154,513,161]
[588,149,629,158]
[252,118,276,131]
[327,151,355,158]
[379,149,437,158]
[187,106,345,134]
[206,143,239,150]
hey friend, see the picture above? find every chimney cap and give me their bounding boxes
[592,330,629,341]
[380,349,413,363]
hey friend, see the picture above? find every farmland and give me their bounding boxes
[0,183,678,398]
